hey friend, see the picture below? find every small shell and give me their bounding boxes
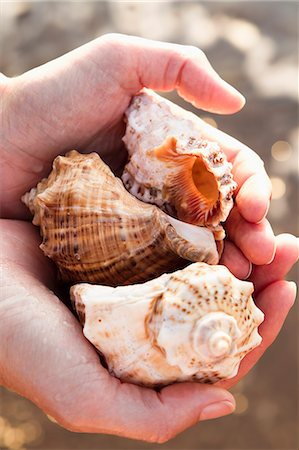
[22,151,220,286]
[122,89,237,228]
[71,262,264,386]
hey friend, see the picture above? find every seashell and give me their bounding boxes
[22,151,221,286]
[71,262,264,386]
[122,89,237,228]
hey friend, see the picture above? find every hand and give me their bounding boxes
[0,33,296,442]
[0,223,297,442]
[1,33,274,278]
[0,220,236,442]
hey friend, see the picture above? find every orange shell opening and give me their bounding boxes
[191,158,219,210]
[154,136,220,225]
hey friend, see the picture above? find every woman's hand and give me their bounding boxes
[0,219,236,442]
[1,33,274,276]
[0,221,297,441]
[0,33,296,442]
[1,33,273,280]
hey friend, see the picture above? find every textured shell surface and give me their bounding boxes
[71,262,264,387]
[22,151,220,286]
[122,89,237,229]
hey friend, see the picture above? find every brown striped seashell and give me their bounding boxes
[122,89,237,230]
[71,262,264,386]
[22,151,220,286]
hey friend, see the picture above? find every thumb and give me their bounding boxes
[76,379,235,442]
[155,383,235,438]
[126,35,245,114]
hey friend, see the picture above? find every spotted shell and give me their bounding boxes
[122,89,237,229]
[22,151,220,286]
[71,262,264,386]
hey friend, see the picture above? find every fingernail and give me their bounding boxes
[256,199,270,224]
[265,199,270,218]
[288,281,297,298]
[244,262,253,280]
[228,83,246,108]
[200,400,235,421]
[238,92,246,109]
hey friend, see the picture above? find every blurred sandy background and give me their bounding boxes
[0,1,298,449]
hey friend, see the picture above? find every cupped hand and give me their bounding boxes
[0,220,235,442]
[0,222,297,441]
[1,33,274,277]
[0,33,295,442]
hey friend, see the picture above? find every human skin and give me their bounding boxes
[0,34,298,442]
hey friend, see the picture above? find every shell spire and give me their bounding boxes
[22,151,220,286]
[71,262,264,386]
[122,89,237,228]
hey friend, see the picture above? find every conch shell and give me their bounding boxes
[22,151,220,286]
[71,262,264,386]
[122,89,236,229]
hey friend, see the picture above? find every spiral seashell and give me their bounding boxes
[122,89,237,229]
[22,151,220,286]
[71,263,264,386]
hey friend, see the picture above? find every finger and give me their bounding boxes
[250,234,299,295]
[232,152,272,224]
[122,34,245,114]
[235,174,271,224]
[220,240,252,280]
[225,208,276,265]
[219,280,296,390]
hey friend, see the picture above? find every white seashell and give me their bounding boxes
[122,89,237,229]
[71,262,264,386]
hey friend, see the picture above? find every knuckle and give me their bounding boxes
[184,45,207,61]
[255,153,265,169]
[98,33,130,55]
[98,33,130,63]
[100,32,123,44]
